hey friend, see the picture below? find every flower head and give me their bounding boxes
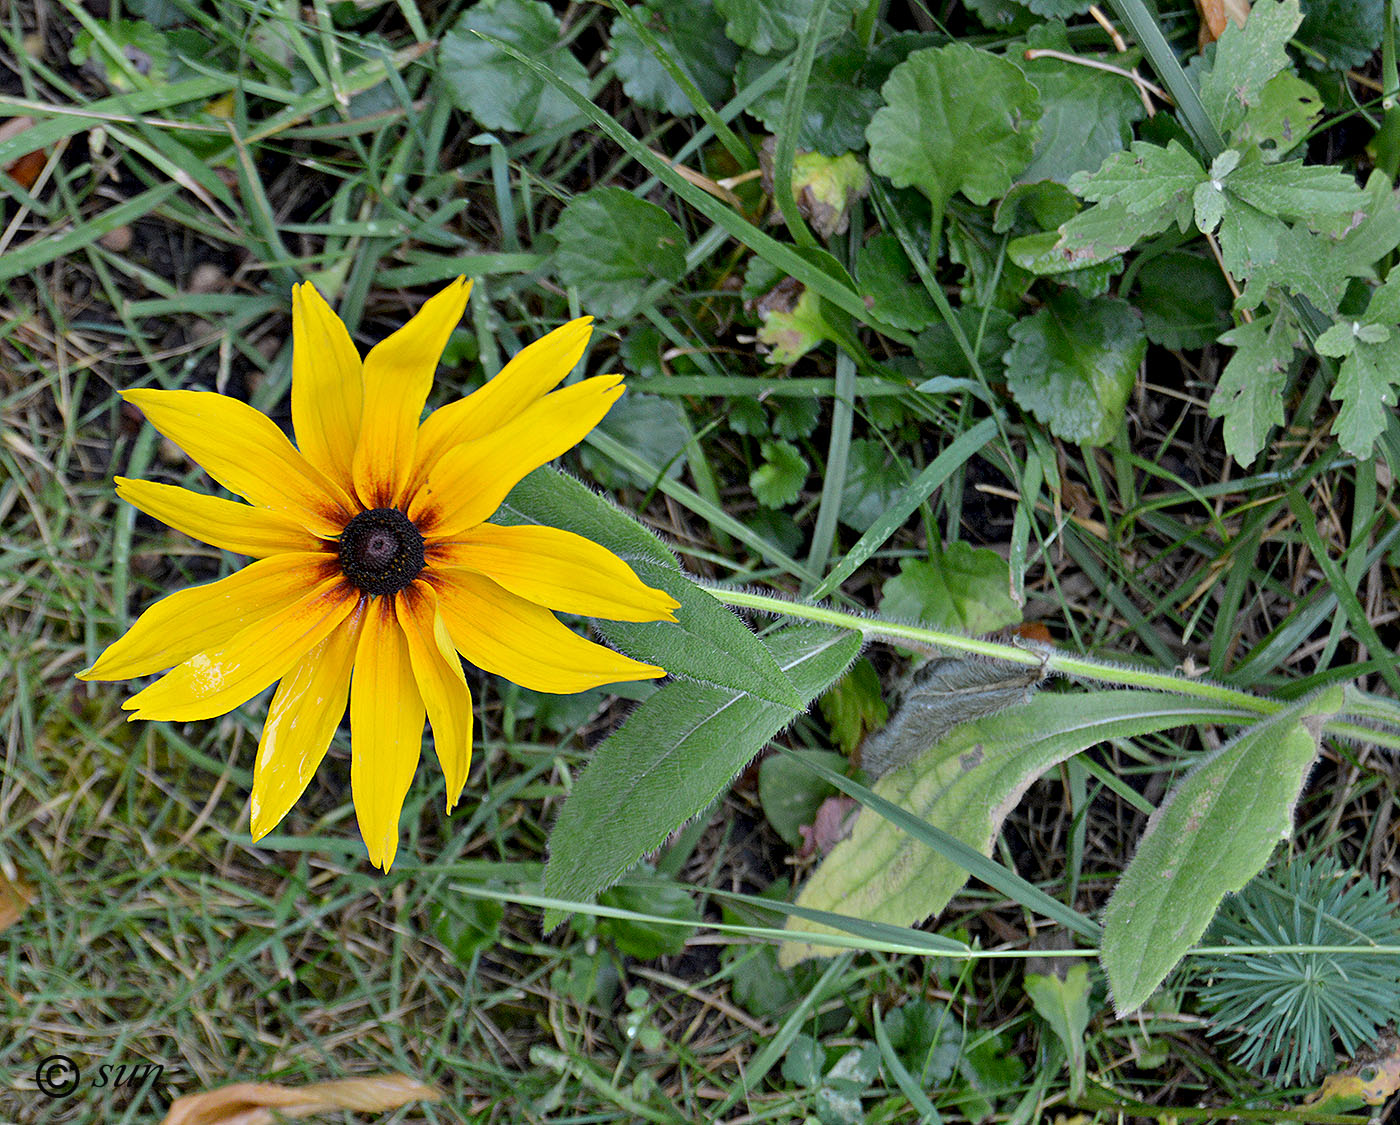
[80,279,679,870]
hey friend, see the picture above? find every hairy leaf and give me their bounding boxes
[599,559,803,709]
[545,625,860,921]
[781,692,1257,964]
[1102,689,1342,1015]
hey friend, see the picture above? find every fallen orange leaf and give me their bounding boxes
[160,1075,443,1125]
[0,871,34,933]
[0,116,47,191]
[1195,0,1250,44]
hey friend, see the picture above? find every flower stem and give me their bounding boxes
[706,586,1400,750]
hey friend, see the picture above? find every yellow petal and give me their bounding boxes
[115,477,326,558]
[292,281,363,495]
[410,375,624,537]
[405,317,592,495]
[429,523,679,622]
[351,277,471,510]
[78,553,340,681]
[398,582,473,812]
[350,596,425,871]
[250,597,366,840]
[122,388,355,538]
[428,570,664,693]
[123,576,357,722]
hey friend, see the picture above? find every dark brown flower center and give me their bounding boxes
[338,508,425,596]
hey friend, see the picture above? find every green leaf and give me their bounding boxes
[867,43,1041,214]
[859,656,1044,780]
[438,0,589,132]
[912,306,1016,384]
[1207,311,1298,467]
[1101,689,1343,1015]
[965,0,1037,32]
[1025,964,1092,1099]
[781,692,1256,963]
[553,187,688,317]
[1024,0,1092,14]
[1224,153,1366,231]
[714,0,865,54]
[544,625,860,919]
[433,896,504,965]
[760,749,846,846]
[856,233,939,331]
[1069,140,1205,218]
[597,876,701,958]
[579,393,690,489]
[1133,251,1232,349]
[498,466,678,571]
[750,439,809,507]
[772,395,821,439]
[1295,0,1383,71]
[995,179,1080,234]
[610,0,738,116]
[1018,27,1146,184]
[1234,71,1322,159]
[1004,290,1145,445]
[739,34,884,152]
[600,559,803,708]
[1215,201,1283,298]
[1197,0,1302,136]
[1018,200,1145,273]
[837,439,911,533]
[782,1034,826,1085]
[70,20,171,91]
[818,658,888,756]
[878,544,1022,635]
[1324,273,1400,456]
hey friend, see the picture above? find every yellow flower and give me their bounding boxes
[79,279,679,870]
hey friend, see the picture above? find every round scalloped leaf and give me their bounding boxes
[439,0,590,132]
[964,0,1037,32]
[867,43,1041,213]
[856,233,939,331]
[878,545,1021,635]
[1025,0,1093,14]
[737,34,882,153]
[610,0,738,116]
[715,0,866,55]
[1004,290,1144,445]
[751,440,809,508]
[1018,26,1145,184]
[1133,251,1232,350]
[1296,0,1383,71]
[552,187,688,318]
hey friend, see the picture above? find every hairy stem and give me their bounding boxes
[706,586,1400,751]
